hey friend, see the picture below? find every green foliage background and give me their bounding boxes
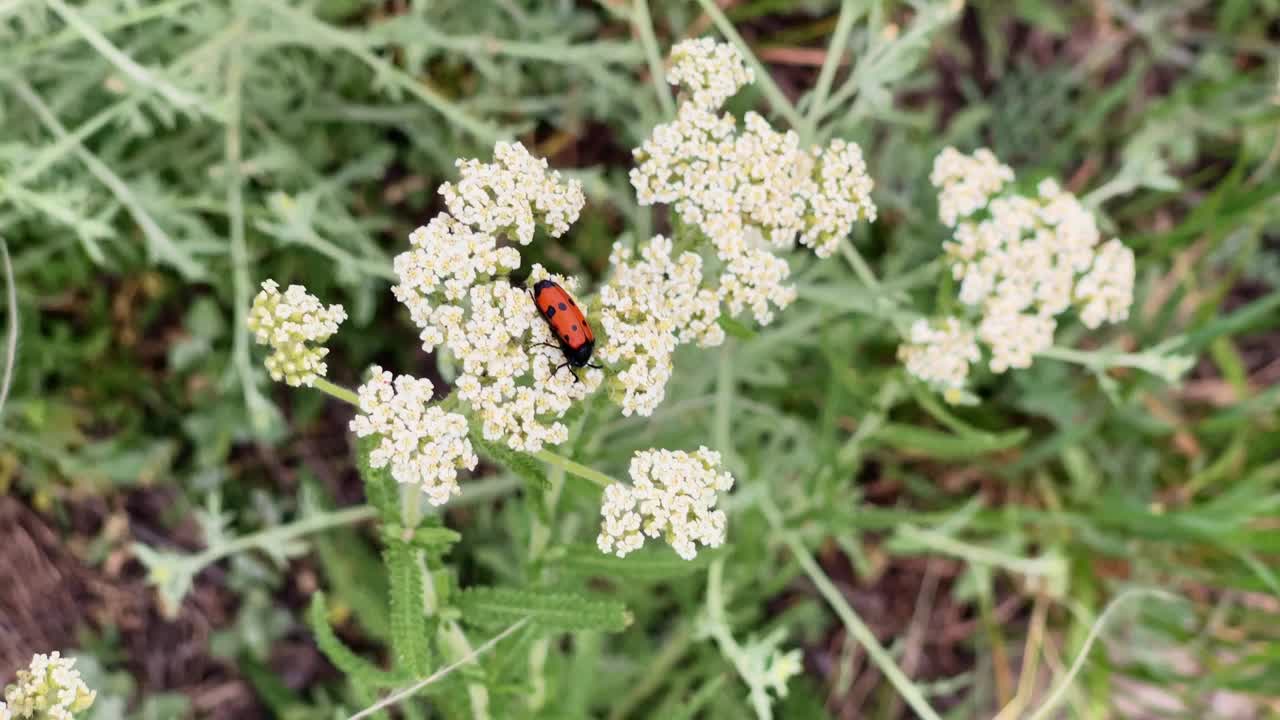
[2,0,1279,718]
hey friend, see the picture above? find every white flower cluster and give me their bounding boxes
[247,280,346,387]
[597,236,724,416]
[930,147,1014,228]
[350,367,477,506]
[897,317,980,396]
[597,447,734,560]
[1075,237,1135,330]
[666,37,755,110]
[441,141,585,244]
[1,652,96,720]
[907,149,1136,387]
[393,144,599,452]
[630,41,875,325]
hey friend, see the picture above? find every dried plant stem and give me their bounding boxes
[760,498,943,720]
[347,619,530,720]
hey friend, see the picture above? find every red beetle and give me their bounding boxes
[531,279,601,381]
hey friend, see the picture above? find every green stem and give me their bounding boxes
[839,237,881,292]
[760,498,943,720]
[533,449,617,489]
[1037,345,1191,381]
[314,378,361,406]
[692,0,805,131]
[633,0,675,117]
[192,505,377,568]
[44,0,211,116]
[833,238,918,335]
[706,558,775,720]
[0,238,16,423]
[224,36,262,432]
[803,0,861,140]
[893,525,1063,580]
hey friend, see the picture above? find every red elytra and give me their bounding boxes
[531,279,597,370]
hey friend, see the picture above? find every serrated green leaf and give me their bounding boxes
[385,542,433,676]
[356,434,399,523]
[306,594,402,689]
[314,528,392,642]
[871,423,1029,459]
[716,313,757,339]
[379,524,463,550]
[458,587,632,633]
[469,431,550,492]
[552,544,714,582]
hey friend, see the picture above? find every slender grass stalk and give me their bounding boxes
[892,525,1065,581]
[413,30,642,65]
[0,238,15,423]
[633,0,675,116]
[760,497,944,720]
[347,619,530,720]
[224,31,266,435]
[692,0,805,131]
[1025,589,1180,720]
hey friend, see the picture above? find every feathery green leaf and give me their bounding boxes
[385,542,434,676]
[458,587,632,633]
[552,544,716,582]
[307,594,403,689]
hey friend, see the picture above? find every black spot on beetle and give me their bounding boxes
[546,306,556,318]
[558,302,567,311]
[572,324,578,331]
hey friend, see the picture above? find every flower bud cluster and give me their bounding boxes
[1,652,96,720]
[247,280,346,387]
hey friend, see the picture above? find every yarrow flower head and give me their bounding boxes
[2,652,96,720]
[392,143,600,452]
[666,38,754,110]
[247,280,346,387]
[897,317,980,399]
[597,236,724,416]
[906,148,1138,398]
[441,141,585,245]
[597,447,734,560]
[349,367,477,506]
[630,41,875,326]
[930,147,1014,228]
